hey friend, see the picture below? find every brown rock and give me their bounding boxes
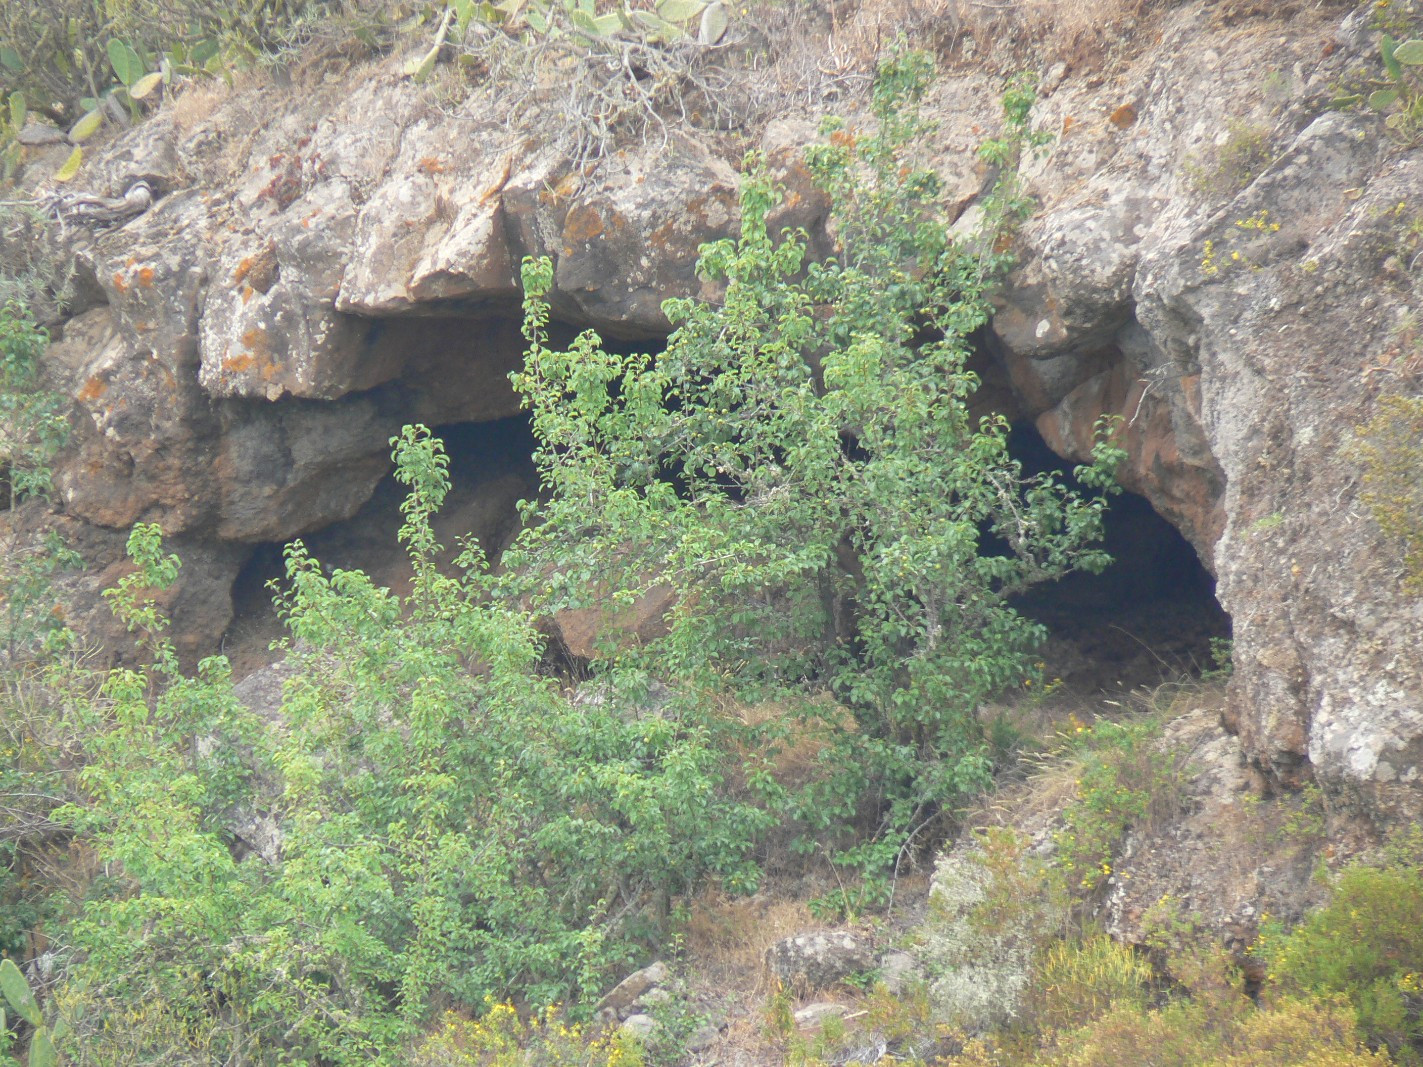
[555,585,677,661]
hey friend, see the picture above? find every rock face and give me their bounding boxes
[989,5,1423,824]
[766,931,875,992]
[8,2,1420,821]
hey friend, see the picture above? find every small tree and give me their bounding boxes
[507,55,1122,893]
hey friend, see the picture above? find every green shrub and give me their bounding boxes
[506,54,1120,893]
[1043,994,1393,1067]
[1264,863,1423,1059]
[0,302,64,510]
[1027,933,1154,1036]
[1053,718,1181,896]
[409,1003,642,1067]
[43,432,770,1063]
[1,301,77,667]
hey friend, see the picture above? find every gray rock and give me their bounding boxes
[619,1013,659,1041]
[766,931,874,991]
[596,960,670,1018]
[793,1002,849,1028]
[17,123,65,146]
[878,949,921,995]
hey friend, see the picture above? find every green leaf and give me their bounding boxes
[0,46,21,72]
[1394,39,1423,64]
[1382,35,1403,81]
[190,39,220,66]
[107,39,143,86]
[569,8,604,36]
[1370,88,1400,111]
[8,90,25,131]
[405,44,441,81]
[0,959,42,1027]
[698,0,727,45]
[129,71,164,100]
[656,0,706,21]
[54,146,83,182]
[29,1030,58,1067]
[633,10,683,39]
[69,109,104,142]
[594,11,624,34]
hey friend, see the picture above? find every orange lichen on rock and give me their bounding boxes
[232,256,256,287]
[76,375,109,404]
[563,205,606,246]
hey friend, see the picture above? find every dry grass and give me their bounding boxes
[680,888,828,989]
[940,0,1158,70]
[169,79,234,134]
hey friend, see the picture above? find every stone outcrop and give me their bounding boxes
[5,2,1420,822]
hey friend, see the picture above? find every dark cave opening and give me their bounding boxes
[222,414,539,675]
[220,390,1230,695]
[1004,422,1231,693]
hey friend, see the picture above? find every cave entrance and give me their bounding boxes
[1005,422,1230,694]
[222,414,539,677]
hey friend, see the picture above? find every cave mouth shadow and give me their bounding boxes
[222,414,540,677]
[1004,423,1231,694]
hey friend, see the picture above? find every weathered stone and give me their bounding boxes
[596,960,670,1018]
[552,135,740,334]
[619,1013,659,1042]
[766,931,874,992]
[878,950,921,995]
[335,123,520,314]
[0,504,243,669]
[555,585,677,661]
[794,1002,849,1028]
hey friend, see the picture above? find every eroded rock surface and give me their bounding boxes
[8,1,1420,822]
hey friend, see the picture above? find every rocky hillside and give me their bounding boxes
[3,0,1420,829]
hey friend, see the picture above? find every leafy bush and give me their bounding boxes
[1264,862,1423,1059]
[506,53,1120,892]
[1,301,77,667]
[1053,717,1181,895]
[39,430,770,1063]
[0,0,310,124]
[0,303,65,510]
[409,1004,642,1067]
[1043,994,1393,1067]
[1027,933,1154,1035]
